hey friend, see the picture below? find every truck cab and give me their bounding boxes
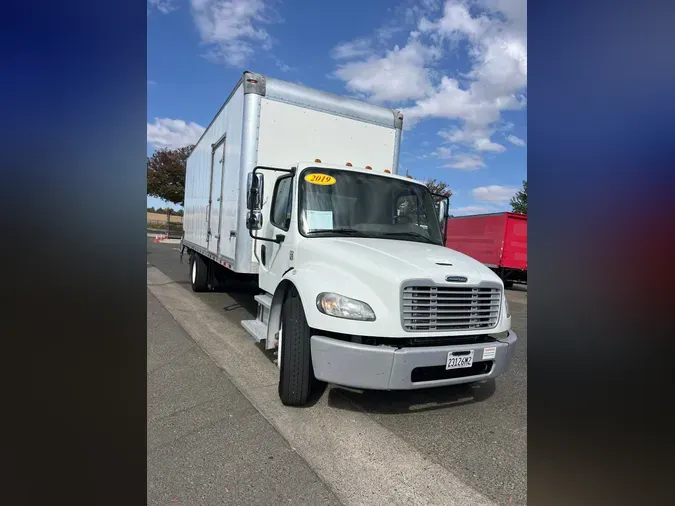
[244,161,517,405]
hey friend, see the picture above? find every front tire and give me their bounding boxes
[190,253,208,292]
[278,286,314,406]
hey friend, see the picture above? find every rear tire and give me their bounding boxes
[278,286,314,406]
[190,254,209,292]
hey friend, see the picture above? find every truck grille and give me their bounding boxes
[402,285,501,332]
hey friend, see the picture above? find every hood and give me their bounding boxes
[297,237,500,287]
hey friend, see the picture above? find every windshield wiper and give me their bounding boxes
[381,231,437,244]
[306,228,368,236]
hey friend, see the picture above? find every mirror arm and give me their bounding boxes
[249,227,282,243]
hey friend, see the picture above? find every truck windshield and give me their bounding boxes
[298,168,443,245]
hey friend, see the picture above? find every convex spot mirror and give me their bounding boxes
[246,210,263,231]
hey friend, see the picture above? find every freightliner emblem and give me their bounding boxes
[445,276,468,282]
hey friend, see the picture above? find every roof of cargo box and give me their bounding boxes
[259,73,403,129]
[192,71,404,150]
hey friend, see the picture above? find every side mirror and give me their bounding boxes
[246,210,263,231]
[247,172,264,210]
[437,199,447,224]
[433,195,449,244]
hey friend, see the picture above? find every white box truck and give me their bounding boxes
[181,71,517,406]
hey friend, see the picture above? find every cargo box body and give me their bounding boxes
[444,212,527,283]
[182,71,403,274]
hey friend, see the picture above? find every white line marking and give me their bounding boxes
[147,266,496,506]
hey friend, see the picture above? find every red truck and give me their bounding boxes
[444,212,527,288]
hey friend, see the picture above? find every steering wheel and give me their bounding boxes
[393,214,413,224]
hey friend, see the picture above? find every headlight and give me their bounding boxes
[316,293,376,321]
[504,296,511,318]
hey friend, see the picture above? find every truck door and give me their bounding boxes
[257,174,294,294]
[219,138,238,261]
[207,139,225,255]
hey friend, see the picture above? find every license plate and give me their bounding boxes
[446,350,474,370]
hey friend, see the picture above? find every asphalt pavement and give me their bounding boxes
[147,238,527,505]
[148,289,341,505]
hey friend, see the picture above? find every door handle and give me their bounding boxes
[261,245,266,266]
[229,230,236,238]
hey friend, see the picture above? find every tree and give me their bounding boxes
[399,171,453,222]
[510,180,527,214]
[424,178,453,198]
[405,171,453,198]
[147,144,194,206]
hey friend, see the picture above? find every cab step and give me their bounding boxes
[241,319,268,343]
[254,293,272,309]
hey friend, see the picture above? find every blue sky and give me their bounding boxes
[147,0,527,214]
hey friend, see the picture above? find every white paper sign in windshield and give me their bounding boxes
[306,210,334,231]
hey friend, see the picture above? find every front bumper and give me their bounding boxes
[310,331,518,390]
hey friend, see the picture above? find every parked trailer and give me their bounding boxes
[444,212,527,288]
[181,71,517,406]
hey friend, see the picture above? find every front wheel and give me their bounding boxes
[278,286,315,406]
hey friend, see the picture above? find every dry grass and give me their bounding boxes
[147,212,183,224]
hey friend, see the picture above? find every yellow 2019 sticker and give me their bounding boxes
[304,173,336,185]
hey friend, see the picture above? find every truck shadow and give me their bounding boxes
[326,379,496,414]
[508,283,527,292]
[147,279,192,288]
[212,282,259,315]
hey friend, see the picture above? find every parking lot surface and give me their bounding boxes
[148,289,341,505]
[147,238,527,504]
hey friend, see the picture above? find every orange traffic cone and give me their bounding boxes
[154,235,159,243]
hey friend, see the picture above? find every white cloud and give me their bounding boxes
[472,185,518,203]
[443,153,486,170]
[332,35,440,103]
[148,0,178,15]
[332,38,372,60]
[506,134,526,147]
[332,0,527,165]
[432,146,453,158]
[190,0,279,67]
[410,1,526,156]
[421,2,491,39]
[439,125,506,152]
[430,145,487,170]
[404,75,520,126]
[275,59,296,72]
[147,118,205,150]
[451,205,493,216]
